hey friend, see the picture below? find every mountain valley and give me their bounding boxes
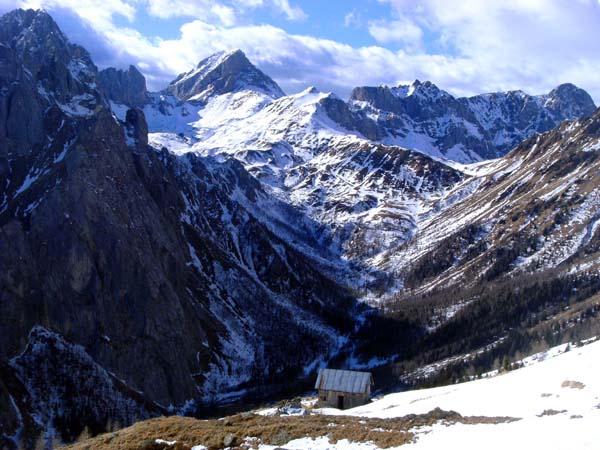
[1,8,600,449]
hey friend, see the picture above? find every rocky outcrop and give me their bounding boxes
[318,94,383,141]
[98,65,149,108]
[166,49,284,102]
[1,327,165,449]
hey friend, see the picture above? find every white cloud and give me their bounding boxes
[375,0,600,96]
[1,0,599,104]
[344,9,361,28]
[145,0,208,19]
[18,0,135,27]
[210,3,236,26]
[144,0,243,25]
[368,17,423,46]
[270,0,306,21]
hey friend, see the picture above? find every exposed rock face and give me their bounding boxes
[98,65,149,108]
[166,49,284,102]
[125,107,149,148]
[349,80,597,162]
[0,8,101,109]
[318,95,384,141]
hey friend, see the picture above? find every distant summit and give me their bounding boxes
[348,80,597,161]
[165,49,284,102]
[544,83,596,119]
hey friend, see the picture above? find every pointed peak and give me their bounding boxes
[0,8,66,42]
[167,49,284,102]
[551,82,579,92]
[222,48,248,62]
[547,83,591,100]
[411,79,438,91]
[128,64,142,74]
[195,49,249,70]
[2,8,52,22]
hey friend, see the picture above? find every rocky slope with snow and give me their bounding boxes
[382,107,600,294]
[368,108,600,383]
[166,50,284,103]
[125,49,596,281]
[350,80,596,162]
[0,327,166,449]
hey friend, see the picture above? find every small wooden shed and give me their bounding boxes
[315,368,373,410]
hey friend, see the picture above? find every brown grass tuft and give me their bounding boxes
[61,408,518,450]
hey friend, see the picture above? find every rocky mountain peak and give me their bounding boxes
[0,8,63,42]
[98,64,149,108]
[165,49,284,102]
[0,8,102,121]
[408,80,447,99]
[544,82,596,120]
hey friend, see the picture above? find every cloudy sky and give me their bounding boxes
[1,0,600,102]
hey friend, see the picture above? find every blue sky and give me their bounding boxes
[115,1,388,46]
[1,0,600,102]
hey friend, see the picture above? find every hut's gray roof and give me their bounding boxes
[314,369,373,394]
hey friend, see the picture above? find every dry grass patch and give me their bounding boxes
[62,407,518,450]
[537,409,566,417]
[561,380,586,389]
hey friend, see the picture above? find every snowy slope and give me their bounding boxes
[284,140,463,265]
[144,87,368,184]
[132,84,466,275]
[277,339,600,450]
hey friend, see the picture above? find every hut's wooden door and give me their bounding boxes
[337,395,344,409]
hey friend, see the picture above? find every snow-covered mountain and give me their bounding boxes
[105,45,600,353]
[107,55,465,272]
[380,107,600,295]
[166,49,284,102]
[104,49,596,277]
[350,80,596,162]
